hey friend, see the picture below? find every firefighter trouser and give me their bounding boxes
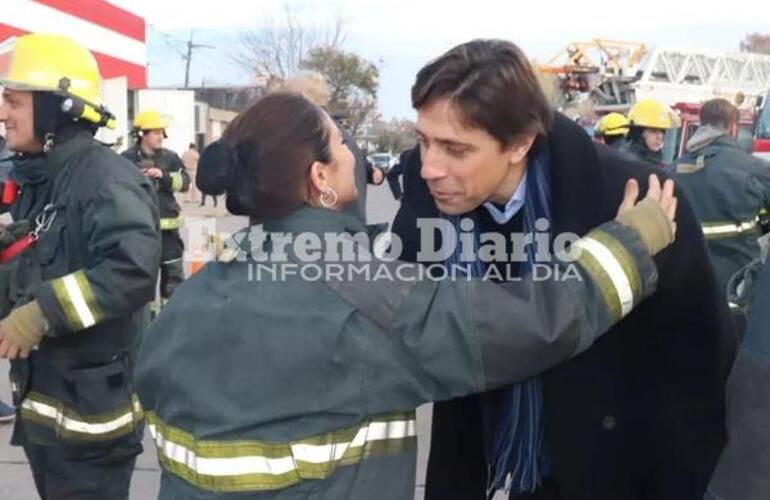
[21,434,141,500]
[160,258,185,300]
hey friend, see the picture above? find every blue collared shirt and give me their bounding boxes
[483,171,527,224]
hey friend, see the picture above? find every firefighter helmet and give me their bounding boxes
[0,33,114,128]
[596,113,630,137]
[133,110,170,133]
[627,100,674,130]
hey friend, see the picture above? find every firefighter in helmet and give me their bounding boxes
[122,110,190,312]
[624,99,675,166]
[594,112,630,149]
[0,33,160,499]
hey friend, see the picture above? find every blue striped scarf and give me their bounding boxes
[442,149,552,495]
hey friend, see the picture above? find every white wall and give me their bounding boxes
[135,89,196,156]
[96,77,128,149]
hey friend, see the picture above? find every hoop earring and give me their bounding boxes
[319,187,338,208]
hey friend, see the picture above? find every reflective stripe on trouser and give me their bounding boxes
[50,270,102,331]
[160,217,182,231]
[147,411,417,492]
[702,217,759,240]
[170,172,184,192]
[20,391,144,441]
[574,228,643,322]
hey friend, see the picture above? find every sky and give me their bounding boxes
[111,0,770,120]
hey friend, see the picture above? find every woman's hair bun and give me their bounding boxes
[196,139,238,195]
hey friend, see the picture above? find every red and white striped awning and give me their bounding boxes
[0,0,147,89]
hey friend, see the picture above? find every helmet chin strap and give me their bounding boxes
[32,92,66,149]
[33,92,98,153]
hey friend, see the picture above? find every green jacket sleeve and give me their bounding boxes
[325,220,658,411]
[33,179,161,334]
[158,152,190,194]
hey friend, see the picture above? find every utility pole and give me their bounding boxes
[183,30,214,88]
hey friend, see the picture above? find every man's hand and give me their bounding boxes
[372,167,385,186]
[142,167,164,179]
[0,330,29,360]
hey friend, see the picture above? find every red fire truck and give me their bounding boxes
[754,91,770,161]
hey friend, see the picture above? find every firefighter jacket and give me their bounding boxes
[121,144,190,233]
[7,128,160,447]
[671,127,770,293]
[134,205,660,499]
[707,258,770,500]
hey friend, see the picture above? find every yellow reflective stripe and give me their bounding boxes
[20,391,142,442]
[50,270,102,330]
[147,411,417,492]
[170,171,184,191]
[702,218,758,240]
[575,230,639,321]
[160,217,182,230]
[575,242,622,321]
[587,229,642,303]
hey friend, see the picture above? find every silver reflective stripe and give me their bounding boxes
[576,237,635,317]
[702,218,758,238]
[62,273,96,329]
[151,427,295,476]
[148,417,417,478]
[291,419,416,463]
[21,398,134,436]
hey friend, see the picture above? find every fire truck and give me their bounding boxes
[542,40,770,163]
[755,91,770,161]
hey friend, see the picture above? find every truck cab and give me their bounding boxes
[755,92,770,161]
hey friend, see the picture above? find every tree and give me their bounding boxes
[740,33,770,55]
[300,47,380,137]
[230,7,346,80]
[368,117,417,154]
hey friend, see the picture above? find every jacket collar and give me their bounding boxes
[9,154,48,185]
[46,128,95,171]
[543,112,607,235]
[262,205,367,236]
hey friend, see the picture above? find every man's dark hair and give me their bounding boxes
[700,98,739,130]
[412,39,553,146]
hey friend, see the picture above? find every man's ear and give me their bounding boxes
[505,133,537,165]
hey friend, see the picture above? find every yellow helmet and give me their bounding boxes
[596,113,630,136]
[133,110,170,132]
[627,99,673,129]
[0,33,114,128]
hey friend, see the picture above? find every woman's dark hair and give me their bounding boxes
[197,92,331,220]
[412,39,553,146]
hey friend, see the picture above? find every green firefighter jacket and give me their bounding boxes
[671,130,770,293]
[121,144,190,232]
[8,128,161,447]
[134,206,659,499]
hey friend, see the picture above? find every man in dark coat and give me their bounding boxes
[391,39,736,500]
